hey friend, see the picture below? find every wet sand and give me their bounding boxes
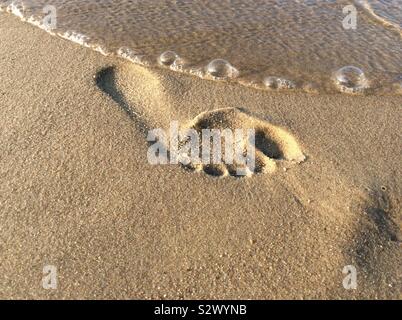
[0,14,401,299]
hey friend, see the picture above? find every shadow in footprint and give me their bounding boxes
[363,188,400,243]
[255,129,283,160]
[95,66,148,134]
[350,186,401,283]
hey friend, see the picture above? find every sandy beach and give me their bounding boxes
[0,13,401,299]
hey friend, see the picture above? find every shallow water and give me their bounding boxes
[1,0,401,94]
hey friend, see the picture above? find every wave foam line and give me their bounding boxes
[354,0,402,37]
[0,0,110,55]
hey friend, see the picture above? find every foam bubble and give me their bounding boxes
[59,31,91,47]
[277,78,296,90]
[93,45,110,56]
[27,15,48,30]
[334,66,369,93]
[188,67,205,77]
[159,51,178,66]
[6,1,25,19]
[206,59,239,79]
[263,76,296,90]
[117,47,149,66]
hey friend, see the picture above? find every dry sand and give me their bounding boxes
[0,14,401,299]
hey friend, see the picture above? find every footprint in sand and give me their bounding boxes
[95,67,305,178]
[178,108,305,177]
[350,186,402,285]
[362,187,401,243]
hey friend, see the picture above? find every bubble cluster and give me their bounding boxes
[5,1,25,19]
[159,51,179,66]
[263,76,296,90]
[334,66,369,93]
[206,59,239,79]
[117,47,149,66]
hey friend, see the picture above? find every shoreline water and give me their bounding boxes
[1,0,402,95]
